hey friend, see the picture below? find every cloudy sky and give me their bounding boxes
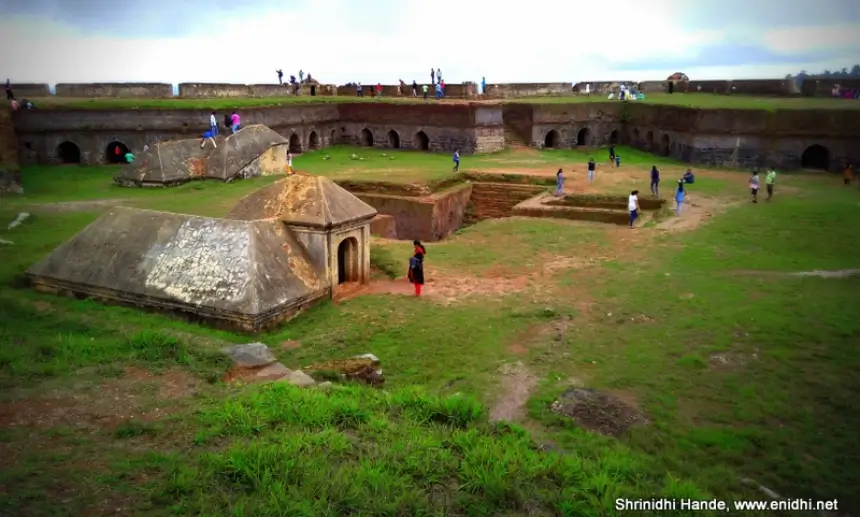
[0,0,858,85]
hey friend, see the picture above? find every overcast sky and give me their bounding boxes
[1,0,858,85]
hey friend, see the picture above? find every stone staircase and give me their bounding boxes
[503,124,530,149]
[464,182,547,224]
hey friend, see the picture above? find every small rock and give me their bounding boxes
[221,342,277,368]
[7,212,30,231]
[0,239,13,245]
[283,370,316,387]
[315,381,333,391]
[255,362,292,379]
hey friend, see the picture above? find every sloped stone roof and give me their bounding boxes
[227,175,377,229]
[114,124,288,186]
[26,206,328,330]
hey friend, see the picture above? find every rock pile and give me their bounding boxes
[220,343,384,387]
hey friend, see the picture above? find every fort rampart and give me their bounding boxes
[9,76,854,101]
[12,102,860,172]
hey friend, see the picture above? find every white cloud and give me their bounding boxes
[0,1,848,86]
[761,23,860,54]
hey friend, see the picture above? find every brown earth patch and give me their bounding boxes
[550,387,648,437]
[280,339,302,350]
[339,271,531,305]
[0,367,200,430]
[489,361,539,422]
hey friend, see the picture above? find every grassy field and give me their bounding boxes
[0,144,705,204]
[1,146,858,516]
[24,92,860,110]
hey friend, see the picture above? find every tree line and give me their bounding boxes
[785,64,860,87]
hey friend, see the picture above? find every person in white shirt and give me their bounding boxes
[209,111,218,136]
[628,189,640,228]
[286,150,293,174]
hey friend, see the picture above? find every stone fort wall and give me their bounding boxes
[10,77,856,100]
[12,101,860,173]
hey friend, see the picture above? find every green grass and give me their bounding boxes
[0,153,858,515]
[26,92,860,110]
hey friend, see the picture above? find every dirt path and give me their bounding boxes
[27,199,129,213]
[489,361,539,422]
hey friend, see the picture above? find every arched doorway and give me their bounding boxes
[387,130,401,149]
[336,237,359,284]
[289,133,302,153]
[576,127,590,146]
[57,141,81,164]
[631,128,640,143]
[105,141,130,164]
[330,129,337,145]
[413,131,430,151]
[660,134,671,157]
[308,131,320,150]
[646,131,654,150]
[801,145,830,171]
[544,130,560,148]
[360,128,373,147]
[609,130,619,145]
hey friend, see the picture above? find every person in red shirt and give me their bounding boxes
[439,80,445,97]
[376,83,383,100]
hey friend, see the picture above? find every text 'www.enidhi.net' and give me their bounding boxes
[616,498,840,512]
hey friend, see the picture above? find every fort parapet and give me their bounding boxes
[8,77,858,100]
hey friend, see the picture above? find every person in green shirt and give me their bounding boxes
[422,84,429,100]
[124,152,135,164]
[765,167,776,201]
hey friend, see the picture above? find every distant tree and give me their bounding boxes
[786,64,860,89]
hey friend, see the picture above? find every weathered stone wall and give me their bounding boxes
[530,103,624,148]
[801,78,860,97]
[572,81,637,95]
[13,104,341,165]
[55,83,173,98]
[357,183,474,241]
[0,107,22,193]
[484,83,571,98]
[429,183,473,240]
[9,83,50,98]
[179,83,337,98]
[12,101,860,172]
[624,104,860,171]
[332,83,476,98]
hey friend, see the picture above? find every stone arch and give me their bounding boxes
[646,131,654,150]
[289,133,302,153]
[337,237,360,285]
[631,128,640,143]
[544,129,560,148]
[413,131,430,151]
[330,129,337,145]
[387,130,401,149]
[576,127,590,146]
[308,131,320,150]
[609,130,619,145]
[57,141,81,164]
[360,128,374,147]
[659,134,671,157]
[105,141,130,164]
[801,144,830,171]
